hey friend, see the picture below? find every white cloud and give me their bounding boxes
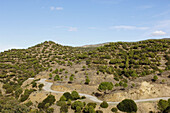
[50,6,63,11]
[50,6,55,11]
[110,25,149,30]
[55,26,77,32]
[56,7,63,10]
[150,30,166,36]
[68,27,77,32]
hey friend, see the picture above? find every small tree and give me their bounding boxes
[71,101,84,110]
[117,99,137,112]
[49,73,52,79]
[87,102,97,109]
[38,84,44,91]
[38,94,56,109]
[157,99,169,112]
[153,75,158,81]
[111,107,118,112]
[63,92,72,101]
[85,76,90,84]
[98,82,113,93]
[76,106,81,113]
[100,101,108,108]
[96,110,103,113]
[60,95,66,101]
[60,104,68,113]
[69,76,74,83]
[89,106,96,113]
[71,91,80,100]
[123,83,128,89]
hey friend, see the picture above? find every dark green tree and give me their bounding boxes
[71,91,80,100]
[117,99,137,112]
[98,82,113,93]
[100,101,108,108]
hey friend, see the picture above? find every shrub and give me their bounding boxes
[157,99,169,112]
[54,75,60,81]
[98,82,113,92]
[46,107,54,113]
[38,94,56,109]
[163,106,170,113]
[111,107,118,112]
[60,104,68,113]
[100,101,108,108]
[69,76,74,83]
[71,91,80,100]
[96,110,103,113]
[25,101,33,107]
[89,106,96,113]
[117,99,137,112]
[76,106,81,113]
[20,89,36,102]
[123,83,128,89]
[49,73,52,79]
[67,99,72,106]
[153,75,158,81]
[56,101,66,106]
[15,88,23,98]
[63,92,72,101]
[71,101,84,110]
[38,84,44,90]
[85,76,90,84]
[114,77,119,81]
[87,102,97,108]
[60,95,66,101]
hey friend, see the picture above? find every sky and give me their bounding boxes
[0,0,170,52]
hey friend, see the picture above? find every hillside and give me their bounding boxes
[0,39,170,113]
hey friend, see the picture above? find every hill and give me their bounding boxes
[0,39,169,112]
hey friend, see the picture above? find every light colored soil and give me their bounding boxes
[51,83,98,95]
[103,81,170,102]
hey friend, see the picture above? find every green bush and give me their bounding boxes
[63,92,72,101]
[85,76,90,84]
[163,106,170,113]
[117,99,137,112]
[25,101,33,107]
[76,106,81,113]
[157,99,169,112]
[87,102,97,108]
[71,91,80,100]
[111,107,118,112]
[46,107,54,113]
[96,110,103,113]
[60,104,68,113]
[100,101,108,108]
[60,95,66,101]
[153,75,158,81]
[20,89,36,102]
[56,101,66,106]
[98,82,113,92]
[89,106,96,113]
[71,101,84,110]
[38,94,56,109]
[38,84,44,90]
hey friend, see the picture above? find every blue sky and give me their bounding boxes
[0,0,170,51]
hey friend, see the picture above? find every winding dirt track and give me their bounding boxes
[30,78,170,104]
